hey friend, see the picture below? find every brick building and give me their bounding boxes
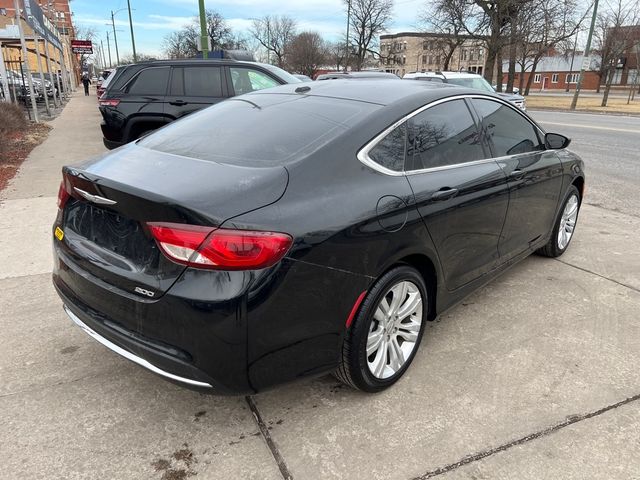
[501,54,601,91]
[379,32,487,78]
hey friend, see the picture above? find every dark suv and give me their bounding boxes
[98,59,301,149]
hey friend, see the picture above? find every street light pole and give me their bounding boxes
[127,0,137,63]
[106,31,112,68]
[344,0,351,72]
[570,0,599,110]
[198,0,208,59]
[111,10,120,65]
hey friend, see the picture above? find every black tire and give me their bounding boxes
[537,185,581,258]
[334,265,428,392]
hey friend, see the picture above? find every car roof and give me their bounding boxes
[245,78,488,107]
[404,71,483,79]
[317,71,399,80]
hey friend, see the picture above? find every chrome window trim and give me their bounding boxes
[64,306,213,388]
[357,94,545,176]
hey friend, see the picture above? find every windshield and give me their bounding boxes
[447,76,494,93]
[139,93,378,167]
[258,63,301,84]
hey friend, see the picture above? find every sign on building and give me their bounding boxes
[71,40,93,54]
[23,0,63,51]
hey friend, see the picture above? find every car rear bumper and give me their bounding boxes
[63,305,213,389]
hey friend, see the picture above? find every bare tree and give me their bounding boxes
[74,24,97,71]
[346,0,393,71]
[515,0,586,95]
[593,0,639,104]
[418,0,473,70]
[327,39,349,70]
[287,32,328,77]
[249,15,298,68]
[162,9,243,59]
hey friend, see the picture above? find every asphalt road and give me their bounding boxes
[530,110,640,218]
[1,96,639,480]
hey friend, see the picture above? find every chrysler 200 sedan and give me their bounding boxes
[52,80,584,394]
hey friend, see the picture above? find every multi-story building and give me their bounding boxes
[379,32,487,78]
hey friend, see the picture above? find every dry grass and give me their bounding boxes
[526,94,640,114]
[0,102,28,136]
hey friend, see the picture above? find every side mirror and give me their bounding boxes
[545,132,571,150]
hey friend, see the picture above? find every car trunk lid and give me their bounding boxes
[57,143,288,298]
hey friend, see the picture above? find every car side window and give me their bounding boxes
[472,98,542,157]
[183,66,222,97]
[408,99,485,170]
[230,67,279,95]
[368,123,407,172]
[127,67,170,96]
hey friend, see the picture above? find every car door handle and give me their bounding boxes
[169,100,188,106]
[431,188,459,201]
[509,169,526,180]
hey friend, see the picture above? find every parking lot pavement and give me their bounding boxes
[1,98,639,479]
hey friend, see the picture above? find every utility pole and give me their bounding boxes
[571,0,599,110]
[127,0,137,63]
[106,31,112,68]
[344,0,351,72]
[14,0,38,121]
[566,30,580,92]
[110,10,120,65]
[198,0,208,59]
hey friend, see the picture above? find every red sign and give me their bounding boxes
[71,40,93,54]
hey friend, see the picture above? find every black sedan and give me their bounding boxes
[52,80,584,394]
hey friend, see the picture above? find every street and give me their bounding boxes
[1,94,639,480]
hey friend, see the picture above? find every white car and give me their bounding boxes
[403,71,526,111]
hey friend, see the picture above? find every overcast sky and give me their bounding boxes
[72,0,426,59]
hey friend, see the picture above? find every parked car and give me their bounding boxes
[53,79,584,394]
[316,71,400,80]
[494,83,520,94]
[96,69,114,97]
[404,71,527,110]
[96,65,125,99]
[98,59,301,149]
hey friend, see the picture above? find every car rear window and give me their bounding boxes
[139,94,379,167]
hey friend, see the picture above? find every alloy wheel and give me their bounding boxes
[557,194,579,250]
[366,280,423,379]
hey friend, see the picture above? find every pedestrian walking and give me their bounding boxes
[81,73,91,96]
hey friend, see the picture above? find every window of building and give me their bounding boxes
[471,99,542,158]
[610,69,623,85]
[534,73,541,83]
[565,73,579,84]
[422,55,427,65]
[408,99,485,170]
[368,123,407,172]
[551,73,559,83]
[462,49,467,60]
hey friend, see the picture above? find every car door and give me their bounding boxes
[403,98,511,291]
[227,66,281,96]
[470,98,564,262]
[165,65,226,120]
[122,66,170,119]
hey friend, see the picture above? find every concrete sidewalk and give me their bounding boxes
[1,94,639,480]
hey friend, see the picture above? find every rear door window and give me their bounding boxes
[127,67,170,96]
[471,98,542,157]
[408,99,485,170]
[183,66,223,97]
[229,67,280,95]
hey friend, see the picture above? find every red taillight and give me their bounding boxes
[99,98,120,107]
[148,223,293,270]
[57,181,70,209]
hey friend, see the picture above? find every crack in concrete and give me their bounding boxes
[245,396,294,480]
[555,258,640,294]
[583,201,640,219]
[411,392,640,479]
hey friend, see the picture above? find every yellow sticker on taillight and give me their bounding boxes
[54,226,64,241]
